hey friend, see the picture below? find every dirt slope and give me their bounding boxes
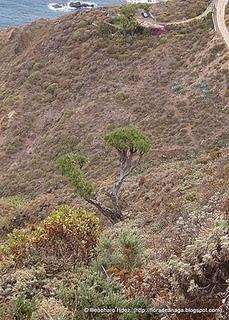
[0,8,228,191]
[0,6,228,242]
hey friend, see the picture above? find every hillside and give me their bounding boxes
[0,1,228,319]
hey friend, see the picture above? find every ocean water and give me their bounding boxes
[0,0,123,28]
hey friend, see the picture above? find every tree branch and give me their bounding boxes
[86,196,123,223]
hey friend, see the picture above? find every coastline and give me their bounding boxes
[0,2,123,31]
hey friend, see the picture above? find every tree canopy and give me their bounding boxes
[56,127,151,223]
[105,127,151,155]
[56,153,94,198]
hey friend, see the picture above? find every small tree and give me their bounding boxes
[56,127,150,223]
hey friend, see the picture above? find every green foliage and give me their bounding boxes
[119,4,137,18]
[1,229,29,256]
[74,269,149,320]
[101,4,148,37]
[95,227,145,271]
[56,153,87,174]
[118,3,151,18]
[13,295,36,320]
[113,15,140,36]
[0,195,28,208]
[76,269,122,309]
[1,206,100,265]
[56,153,94,198]
[105,127,151,155]
[216,219,229,231]
[99,23,116,37]
[55,227,149,319]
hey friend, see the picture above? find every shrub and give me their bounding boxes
[1,229,30,257]
[1,206,100,266]
[31,298,70,320]
[163,226,229,307]
[13,295,37,320]
[95,227,145,271]
[0,195,28,208]
[74,268,151,320]
[119,4,137,18]
[100,4,149,38]
[62,227,162,320]
[99,23,116,37]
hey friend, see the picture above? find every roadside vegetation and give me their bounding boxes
[99,4,151,37]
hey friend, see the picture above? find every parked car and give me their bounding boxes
[150,24,166,35]
[141,12,150,18]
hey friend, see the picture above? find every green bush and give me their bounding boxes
[58,227,154,319]
[100,4,150,37]
[95,227,145,271]
[74,269,150,320]
[0,195,28,208]
[1,206,100,265]
[13,295,36,320]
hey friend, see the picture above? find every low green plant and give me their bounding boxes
[74,268,150,320]
[0,195,28,208]
[13,295,37,320]
[95,227,145,271]
[1,229,29,256]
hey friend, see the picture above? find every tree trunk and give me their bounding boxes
[87,198,123,224]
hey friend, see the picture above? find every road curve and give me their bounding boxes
[213,0,229,48]
[136,0,229,49]
[136,5,214,28]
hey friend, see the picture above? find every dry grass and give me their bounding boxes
[0,3,228,263]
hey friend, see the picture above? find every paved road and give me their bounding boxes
[136,4,214,27]
[213,0,229,48]
[136,0,229,49]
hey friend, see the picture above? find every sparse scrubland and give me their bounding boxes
[0,1,228,319]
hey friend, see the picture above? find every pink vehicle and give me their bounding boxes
[150,24,166,35]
